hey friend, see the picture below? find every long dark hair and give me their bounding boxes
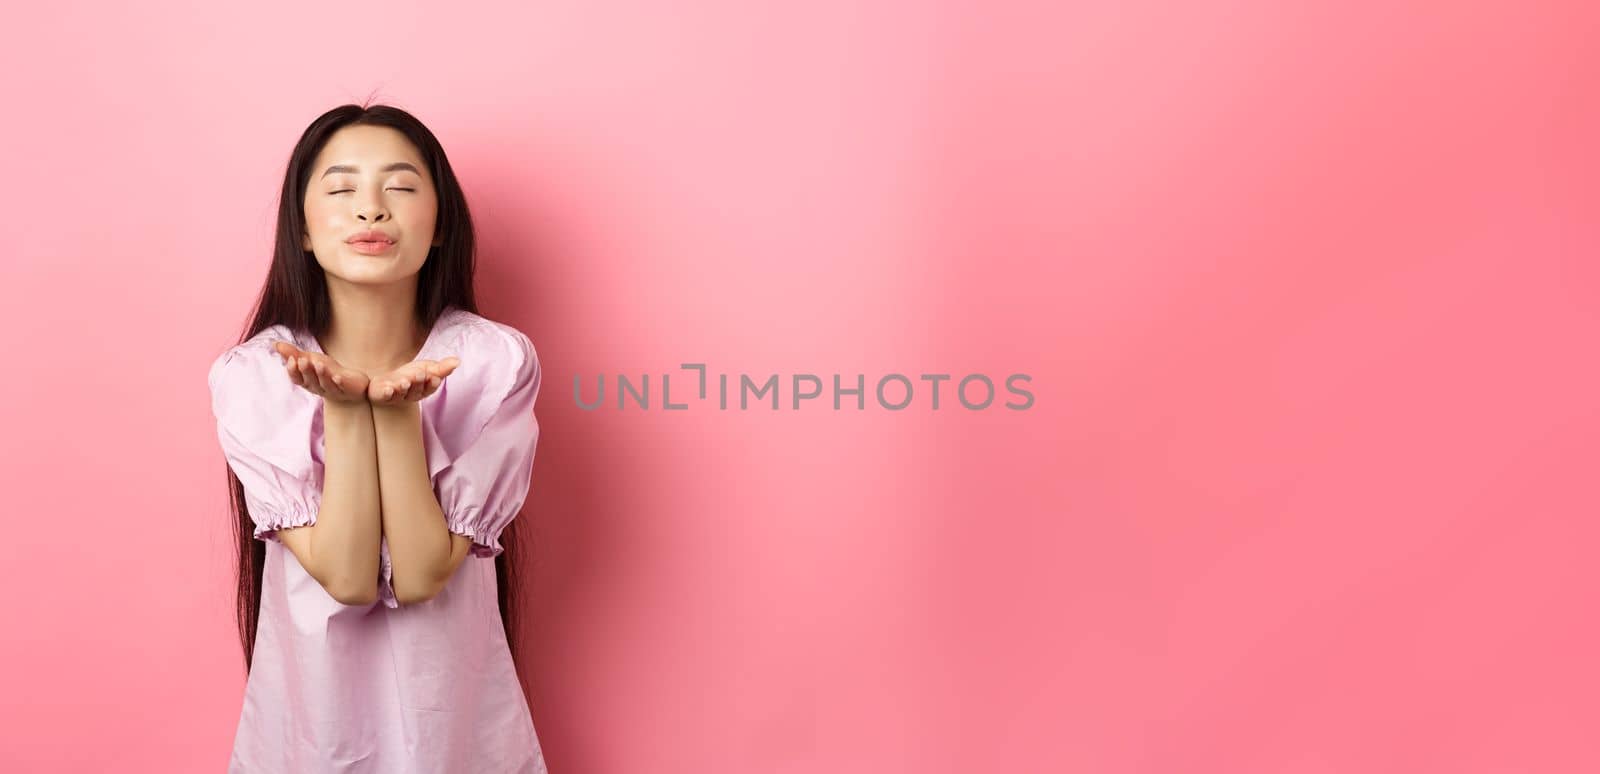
[223,102,524,673]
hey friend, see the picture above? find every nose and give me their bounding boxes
[355,191,389,222]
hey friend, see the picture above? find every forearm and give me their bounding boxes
[310,400,383,600]
[371,402,452,604]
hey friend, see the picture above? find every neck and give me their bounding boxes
[319,280,427,373]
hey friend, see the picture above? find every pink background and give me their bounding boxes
[2,1,1597,772]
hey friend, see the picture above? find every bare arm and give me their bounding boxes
[372,402,472,605]
[277,399,384,605]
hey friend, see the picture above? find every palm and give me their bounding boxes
[368,356,461,406]
[272,341,371,404]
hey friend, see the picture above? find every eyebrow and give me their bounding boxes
[320,162,421,179]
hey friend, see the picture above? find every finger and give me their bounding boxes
[312,360,336,393]
[416,374,441,399]
[332,369,357,398]
[434,356,460,377]
[272,340,300,364]
[318,363,341,394]
[287,358,312,389]
[299,357,325,395]
[404,366,430,400]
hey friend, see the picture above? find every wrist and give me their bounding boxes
[322,398,373,424]
[370,400,422,422]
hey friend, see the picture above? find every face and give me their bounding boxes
[302,124,441,285]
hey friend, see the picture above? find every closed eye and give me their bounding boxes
[329,188,416,194]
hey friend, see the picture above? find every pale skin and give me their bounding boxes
[268,123,476,607]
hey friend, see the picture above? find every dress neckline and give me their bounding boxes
[296,307,459,366]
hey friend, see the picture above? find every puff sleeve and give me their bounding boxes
[207,338,322,543]
[432,323,541,558]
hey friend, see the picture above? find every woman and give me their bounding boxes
[207,103,548,773]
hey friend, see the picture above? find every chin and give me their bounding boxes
[321,255,421,281]
[323,266,408,285]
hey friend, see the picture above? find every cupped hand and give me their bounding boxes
[368,356,461,407]
[272,341,372,404]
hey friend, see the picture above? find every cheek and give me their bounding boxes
[303,198,341,231]
[400,196,439,225]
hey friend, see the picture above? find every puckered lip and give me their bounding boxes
[346,230,395,243]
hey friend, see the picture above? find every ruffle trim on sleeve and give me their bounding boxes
[446,505,509,558]
[244,494,318,544]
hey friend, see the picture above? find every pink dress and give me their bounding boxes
[207,306,548,773]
